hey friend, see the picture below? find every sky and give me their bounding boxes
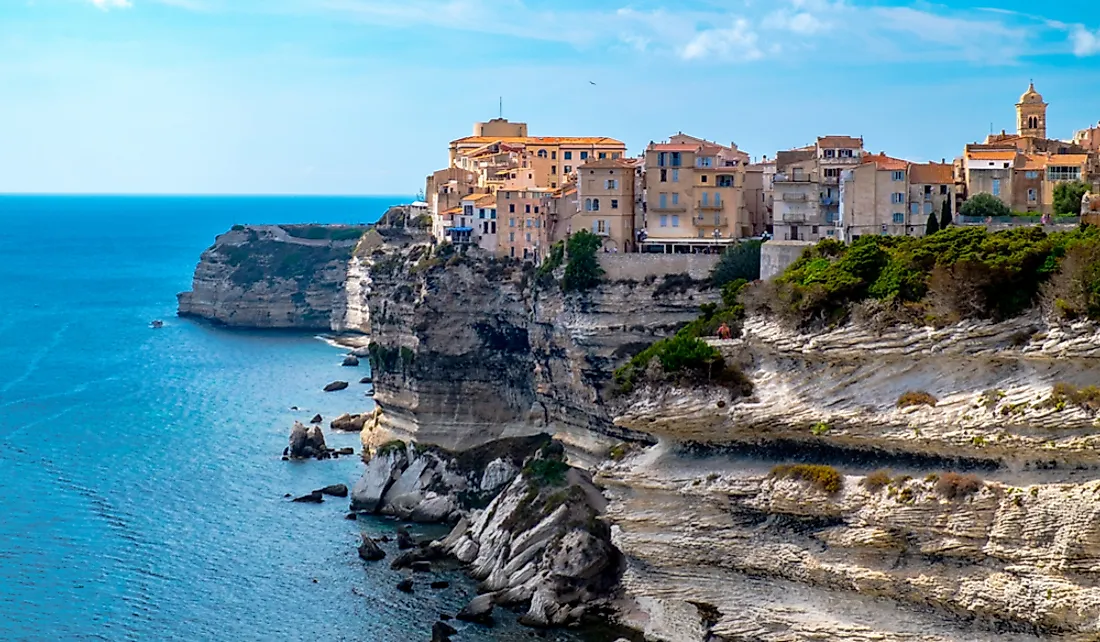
[1,0,1099,195]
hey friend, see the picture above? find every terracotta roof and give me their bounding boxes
[451,136,625,147]
[474,194,496,206]
[648,143,701,152]
[966,150,1017,161]
[817,135,863,149]
[908,162,953,184]
[1049,154,1089,166]
[1016,154,1048,171]
[862,153,908,171]
[442,206,461,216]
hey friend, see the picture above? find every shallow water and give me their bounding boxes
[0,196,613,642]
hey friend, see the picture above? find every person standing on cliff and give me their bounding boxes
[717,323,732,340]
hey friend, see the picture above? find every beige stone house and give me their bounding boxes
[575,158,638,252]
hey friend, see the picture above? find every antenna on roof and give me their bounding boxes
[499,97,503,119]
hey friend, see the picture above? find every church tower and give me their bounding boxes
[1016,82,1047,139]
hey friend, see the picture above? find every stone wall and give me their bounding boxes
[599,253,719,282]
[760,240,813,280]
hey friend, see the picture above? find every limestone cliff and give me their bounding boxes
[606,313,1100,642]
[177,225,368,330]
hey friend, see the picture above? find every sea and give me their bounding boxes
[0,196,618,642]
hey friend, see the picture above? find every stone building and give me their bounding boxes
[575,158,639,252]
[774,137,864,242]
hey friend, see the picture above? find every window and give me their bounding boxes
[592,198,600,211]
[504,192,511,199]
[670,152,681,167]
[535,219,540,228]
[891,193,904,204]
[892,213,904,223]
[672,169,680,183]
[824,149,836,158]
[658,152,667,167]
[585,198,593,211]
[702,192,709,206]
[892,171,905,181]
[464,205,473,216]
[605,179,618,189]
[1048,166,1082,182]
[671,193,679,205]
[840,149,854,158]
[564,151,573,160]
[910,203,920,215]
[598,152,607,159]
[525,204,531,213]
[490,209,496,219]
[510,218,515,227]
[527,219,533,228]
[824,168,841,178]
[717,175,734,187]
[660,215,668,227]
[660,169,667,183]
[479,208,486,219]
[672,215,680,227]
[491,221,496,233]
[1025,170,1039,179]
[534,206,539,214]
[551,166,557,175]
[537,149,547,158]
[509,203,515,213]
[564,165,572,174]
[940,185,949,194]
[611,152,620,159]
[923,202,933,215]
[551,151,557,160]
[659,193,668,208]
[1028,188,1037,202]
[596,220,607,234]
[714,193,721,206]
[696,156,713,168]
[992,179,1001,196]
[510,247,516,258]
[525,232,531,241]
[701,175,708,183]
[611,199,619,209]
[580,151,589,160]
[812,226,819,235]
[509,232,515,242]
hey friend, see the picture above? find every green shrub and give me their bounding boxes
[1053,180,1090,216]
[810,421,830,437]
[897,391,937,408]
[562,230,604,292]
[770,464,843,494]
[712,240,762,287]
[959,193,1011,219]
[1044,382,1100,413]
[375,440,407,456]
[523,458,570,488]
[231,224,246,231]
[536,240,565,282]
[862,469,892,492]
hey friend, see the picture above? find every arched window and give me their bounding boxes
[537,150,548,158]
[592,198,600,211]
[585,198,593,211]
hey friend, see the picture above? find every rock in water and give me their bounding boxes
[359,376,372,384]
[310,414,323,424]
[319,484,348,497]
[292,490,324,503]
[457,594,495,625]
[431,621,457,642]
[288,421,327,459]
[342,356,360,367]
[396,526,416,550]
[396,578,414,593]
[323,381,349,392]
[349,447,409,513]
[357,536,385,562]
[430,580,450,590]
[330,413,368,432]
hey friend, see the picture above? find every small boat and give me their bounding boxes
[150,320,164,329]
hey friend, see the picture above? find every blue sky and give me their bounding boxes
[1,0,1099,195]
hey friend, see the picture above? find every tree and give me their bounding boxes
[1053,180,1091,216]
[925,209,940,236]
[561,230,604,292]
[711,240,762,287]
[959,193,1011,219]
[939,197,952,229]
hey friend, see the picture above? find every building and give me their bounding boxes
[843,153,911,239]
[773,137,864,242]
[1017,83,1048,139]
[575,158,638,252]
[641,135,749,252]
[744,158,775,236]
[497,187,553,261]
[426,167,479,238]
[908,162,956,227]
[546,182,579,245]
[964,148,1016,208]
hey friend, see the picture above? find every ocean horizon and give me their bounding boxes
[0,195,610,642]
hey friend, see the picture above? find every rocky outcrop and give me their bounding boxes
[177,225,367,330]
[349,435,549,522]
[287,421,327,459]
[436,446,619,628]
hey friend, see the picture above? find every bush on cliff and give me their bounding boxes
[770,464,843,494]
[753,225,1092,329]
[612,333,751,395]
[561,230,604,292]
[712,240,762,287]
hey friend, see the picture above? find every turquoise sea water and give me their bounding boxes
[0,196,604,642]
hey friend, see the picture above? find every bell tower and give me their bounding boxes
[1016,82,1047,139]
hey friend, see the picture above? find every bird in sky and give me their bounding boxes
[589,81,597,85]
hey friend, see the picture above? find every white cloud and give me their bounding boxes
[681,20,762,61]
[1071,25,1100,56]
[91,0,133,9]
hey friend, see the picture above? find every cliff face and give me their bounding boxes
[358,238,715,452]
[606,313,1100,642]
[177,225,366,330]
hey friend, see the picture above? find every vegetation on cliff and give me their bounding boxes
[280,225,370,241]
[750,225,1100,328]
[222,234,358,287]
[561,230,604,292]
[711,240,762,286]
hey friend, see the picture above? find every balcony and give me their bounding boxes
[651,203,688,212]
[697,201,724,211]
[820,155,861,165]
[780,212,809,224]
[820,196,836,206]
[694,216,728,227]
[779,193,808,202]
